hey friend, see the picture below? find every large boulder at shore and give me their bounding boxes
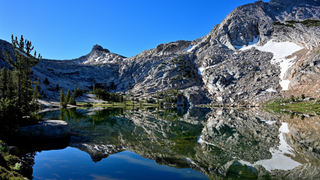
[16,120,71,140]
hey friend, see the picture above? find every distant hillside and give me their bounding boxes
[1,0,320,106]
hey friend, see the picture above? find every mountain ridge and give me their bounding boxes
[1,0,320,106]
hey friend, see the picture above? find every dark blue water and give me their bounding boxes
[23,107,319,180]
[33,147,208,180]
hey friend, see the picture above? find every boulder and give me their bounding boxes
[183,87,210,106]
[16,120,71,140]
[8,146,19,156]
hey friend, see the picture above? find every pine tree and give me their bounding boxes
[56,82,59,91]
[5,70,15,100]
[77,86,81,96]
[36,77,41,92]
[3,35,41,108]
[73,88,78,98]
[69,96,76,105]
[32,86,41,100]
[120,95,124,103]
[65,89,71,105]
[0,67,8,98]
[60,88,65,106]
[43,77,49,85]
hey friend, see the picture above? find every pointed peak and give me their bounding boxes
[92,44,110,53]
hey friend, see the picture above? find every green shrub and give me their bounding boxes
[0,141,8,153]
[285,24,295,28]
[273,21,285,25]
[290,95,295,102]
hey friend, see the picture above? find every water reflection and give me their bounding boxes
[30,107,320,179]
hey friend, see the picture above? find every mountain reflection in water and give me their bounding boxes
[25,107,320,179]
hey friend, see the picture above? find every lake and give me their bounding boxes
[19,107,320,179]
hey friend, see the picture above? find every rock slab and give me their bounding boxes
[16,120,71,140]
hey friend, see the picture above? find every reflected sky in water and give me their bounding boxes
[33,147,208,180]
[31,107,320,180]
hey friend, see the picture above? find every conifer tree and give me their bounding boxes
[5,70,15,100]
[69,96,76,105]
[3,35,41,108]
[65,89,71,104]
[32,86,41,100]
[73,88,78,98]
[0,67,8,98]
[77,86,81,96]
[56,82,60,91]
[60,88,65,106]
[120,95,124,103]
[36,77,41,92]
[43,77,49,85]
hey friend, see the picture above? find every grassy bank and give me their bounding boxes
[263,95,320,115]
[76,100,174,108]
[0,140,30,180]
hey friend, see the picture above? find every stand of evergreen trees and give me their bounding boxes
[0,35,42,133]
[59,87,85,107]
[92,87,121,102]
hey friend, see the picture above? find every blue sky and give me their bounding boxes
[0,0,269,60]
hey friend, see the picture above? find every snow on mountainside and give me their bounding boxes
[1,0,320,105]
[236,39,304,90]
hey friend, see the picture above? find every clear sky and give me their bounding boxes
[0,0,269,60]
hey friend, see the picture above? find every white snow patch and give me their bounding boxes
[198,67,205,75]
[234,36,260,50]
[197,64,218,76]
[187,45,198,52]
[280,80,291,91]
[236,40,303,90]
[197,136,222,149]
[265,121,277,125]
[183,44,193,51]
[238,122,301,171]
[185,158,196,165]
[266,88,277,92]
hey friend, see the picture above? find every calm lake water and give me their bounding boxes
[20,107,320,179]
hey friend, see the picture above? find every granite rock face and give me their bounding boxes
[67,44,125,65]
[1,0,320,105]
[15,120,71,140]
[201,109,281,163]
[69,143,123,162]
[60,107,320,179]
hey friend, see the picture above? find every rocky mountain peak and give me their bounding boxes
[2,0,320,106]
[91,44,110,53]
[270,0,320,6]
[65,44,125,65]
